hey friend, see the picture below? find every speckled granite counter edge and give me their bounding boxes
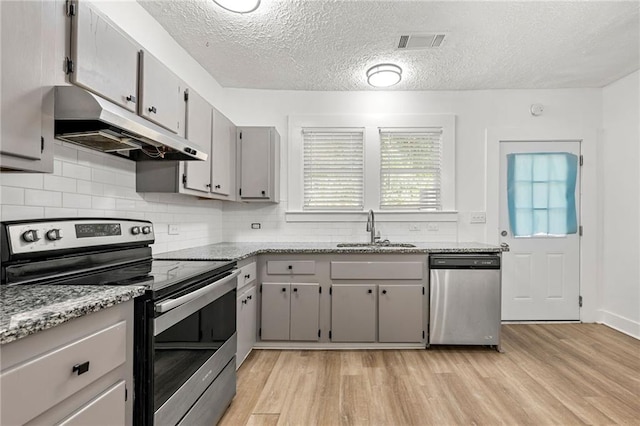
[1,286,147,345]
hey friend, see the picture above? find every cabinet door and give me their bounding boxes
[238,128,271,199]
[184,90,213,193]
[57,381,126,426]
[236,286,257,368]
[139,51,182,133]
[378,285,424,343]
[290,283,320,341]
[0,0,49,164]
[71,0,138,112]
[330,285,376,342]
[211,109,235,197]
[260,283,290,340]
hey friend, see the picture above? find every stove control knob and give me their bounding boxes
[22,229,41,243]
[142,226,152,235]
[131,226,141,235]
[46,229,63,241]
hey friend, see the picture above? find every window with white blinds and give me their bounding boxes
[303,128,364,210]
[379,128,443,210]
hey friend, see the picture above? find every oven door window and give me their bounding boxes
[153,289,236,411]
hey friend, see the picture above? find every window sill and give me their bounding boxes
[285,210,458,223]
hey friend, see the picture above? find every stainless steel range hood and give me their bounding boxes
[54,86,207,161]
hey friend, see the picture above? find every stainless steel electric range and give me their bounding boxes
[0,218,238,426]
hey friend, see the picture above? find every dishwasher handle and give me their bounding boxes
[429,254,500,269]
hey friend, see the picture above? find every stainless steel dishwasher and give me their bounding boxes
[428,254,501,350]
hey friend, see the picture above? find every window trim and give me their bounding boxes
[288,114,456,221]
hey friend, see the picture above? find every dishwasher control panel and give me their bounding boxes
[429,254,500,269]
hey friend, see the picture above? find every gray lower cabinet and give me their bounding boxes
[0,300,134,425]
[330,284,377,342]
[261,282,320,341]
[237,285,257,368]
[378,285,424,343]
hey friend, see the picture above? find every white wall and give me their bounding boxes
[221,88,602,243]
[601,70,640,337]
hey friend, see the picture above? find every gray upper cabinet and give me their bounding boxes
[138,51,183,134]
[0,0,54,172]
[69,0,138,112]
[237,127,280,202]
[211,109,236,197]
[184,90,213,193]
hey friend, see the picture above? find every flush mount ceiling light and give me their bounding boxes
[366,63,402,88]
[213,0,260,13]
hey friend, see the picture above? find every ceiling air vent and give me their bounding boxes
[396,33,447,50]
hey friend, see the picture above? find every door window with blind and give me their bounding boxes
[302,129,364,210]
[379,128,443,210]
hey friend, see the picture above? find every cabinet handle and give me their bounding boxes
[148,106,157,114]
[247,295,252,300]
[242,299,248,304]
[245,274,251,279]
[215,184,221,189]
[367,289,373,294]
[282,288,287,292]
[382,289,387,295]
[293,288,298,292]
[205,183,211,188]
[288,265,293,270]
[126,95,136,103]
[72,361,90,376]
[261,190,266,195]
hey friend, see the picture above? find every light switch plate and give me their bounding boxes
[168,224,180,235]
[470,212,487,224]
[251,223,261,229]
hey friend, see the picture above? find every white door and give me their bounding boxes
[499,141,581,321]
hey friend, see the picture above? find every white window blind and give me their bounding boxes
[379,128,442,210]
[303,128,364,210]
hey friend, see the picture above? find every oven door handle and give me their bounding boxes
[155,269,240,313]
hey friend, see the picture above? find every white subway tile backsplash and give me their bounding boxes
[63,162,92,181]
[45,207,78,218]
[44,175,77,192]
[0,186,24,205]
[78,150,105,168]
[77,180,104,196]
[54,143,78,162]
[1,173,44,189]
[92,196,116,210]
[25,189,61,207]
[1,205,45,221]
[91,168,117,184]
[115,198,136,211]
[53,160,62,176]
[63,193,92,209]
[77,208,106,217]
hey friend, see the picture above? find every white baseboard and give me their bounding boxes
[599,310,640,339]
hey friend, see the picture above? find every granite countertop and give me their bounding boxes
[155,241,507,261]
[0,285,146,345]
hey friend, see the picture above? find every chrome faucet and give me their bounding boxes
[366,209,378,244]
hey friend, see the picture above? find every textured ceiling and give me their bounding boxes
[138,0,640,91]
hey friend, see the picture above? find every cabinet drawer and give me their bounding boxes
[57,380,126,426]
[238,262,257,289]
[331,261,424,280]
[1,321,126,426]
[267,260,315,275]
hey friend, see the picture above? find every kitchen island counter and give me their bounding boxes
[155,241,506,261]
[0,285,146,344]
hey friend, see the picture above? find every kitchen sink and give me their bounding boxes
[336,242,416,248]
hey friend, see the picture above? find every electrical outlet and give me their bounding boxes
[409,224,420,231]
[251,223,261,229]
[470,212,487,224]
[168,224,180,235]
[427,223,439,231]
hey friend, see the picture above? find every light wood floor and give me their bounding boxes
[220,324,640,425]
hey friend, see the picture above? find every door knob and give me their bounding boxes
[501,230,508,237]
